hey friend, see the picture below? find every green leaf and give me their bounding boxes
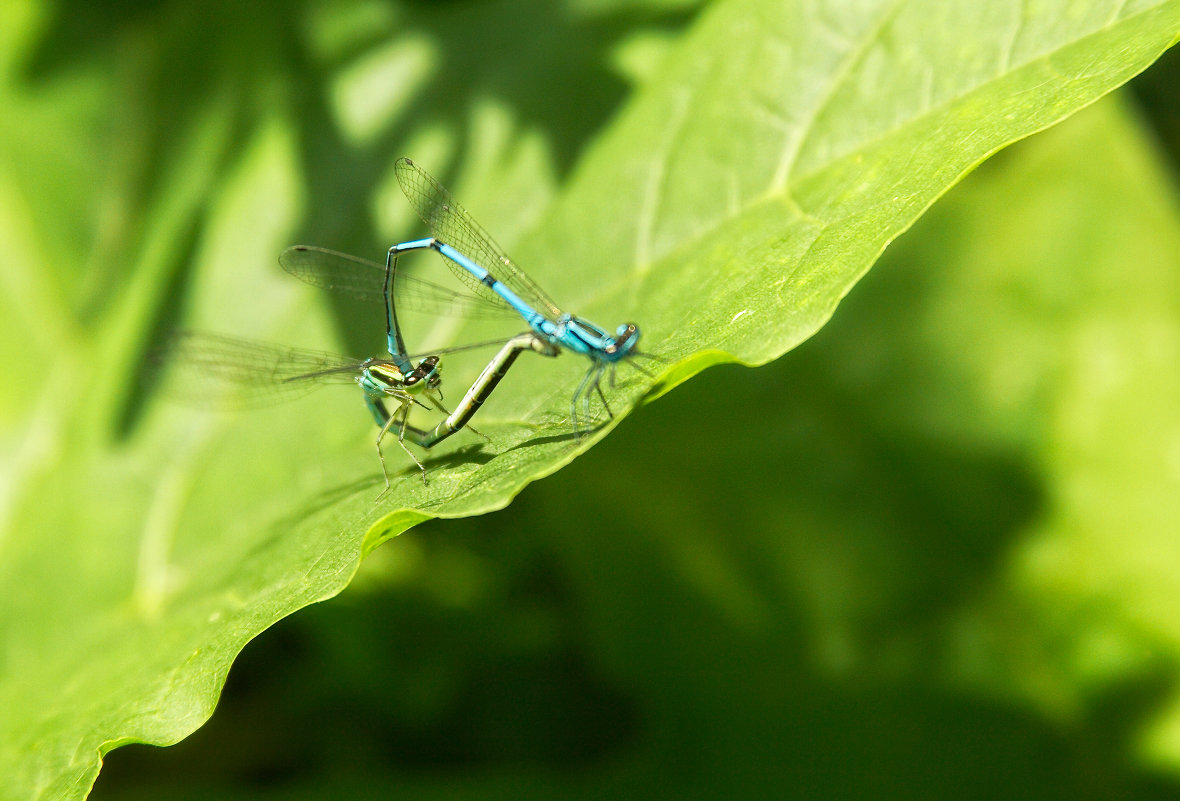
[93,90,1180,799]
[2,0,1179,798]
[366,0,1180,530]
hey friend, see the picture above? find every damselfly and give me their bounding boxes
[158,330,555,490]
[388,157,650,431]
[278,244,559,479]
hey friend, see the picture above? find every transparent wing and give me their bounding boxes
[393,158,563,318]
[152,331,369,407]
[279,245,516,320]
[153,331,537,402]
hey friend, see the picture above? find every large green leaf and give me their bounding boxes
[94,92,1180,800]
[2,0,1178,798]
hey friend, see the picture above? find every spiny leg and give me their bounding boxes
[393,398,428,484]
[570,363,612,436]
[570,364,597,435]
[584,365,604,429]
[373,404,400,498]
[595,367,613,418]
[596,357,657,426]
[373,397,426,499]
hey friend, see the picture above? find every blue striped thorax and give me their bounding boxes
[553,317,641,363]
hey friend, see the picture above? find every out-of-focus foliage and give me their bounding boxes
[1,0,1179,798]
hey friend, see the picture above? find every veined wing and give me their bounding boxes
[279,245,515,320]
[393,158,563,319]
[154,331,371,406]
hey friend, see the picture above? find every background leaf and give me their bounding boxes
[1,0,1179,798]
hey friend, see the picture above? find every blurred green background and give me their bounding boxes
[4,0,1180,798]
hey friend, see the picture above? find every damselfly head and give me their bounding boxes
[401,355,441,394]
[607,323,641,358]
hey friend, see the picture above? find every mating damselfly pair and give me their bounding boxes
[162,158,654,492]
